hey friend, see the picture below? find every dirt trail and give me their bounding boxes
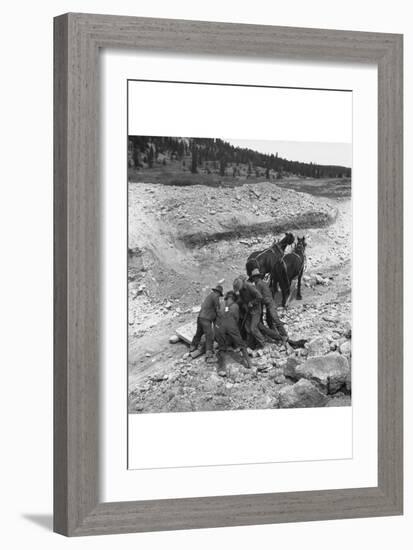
[128,180,351,399]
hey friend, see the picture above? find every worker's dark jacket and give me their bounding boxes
[253,279,274,308]
[198,291,220,322]
[254,278,287,338]
[238,282,262,313]
[216,302,240,326]
[215,303,245,350]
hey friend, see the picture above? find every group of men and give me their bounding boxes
[190,270,288,372]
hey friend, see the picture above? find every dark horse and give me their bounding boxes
[246,232,294,277]
[273,236,307,306]
[246,232,294,303]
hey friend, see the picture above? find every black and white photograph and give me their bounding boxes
[128,128,352,414]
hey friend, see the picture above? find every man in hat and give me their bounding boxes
[250,268,288,342]
[214,291,252,373]
[190,284,223,360]
[233,275,266,348]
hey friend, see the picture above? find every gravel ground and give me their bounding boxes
[127,179,351,412]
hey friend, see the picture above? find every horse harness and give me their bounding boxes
[289,249,306,272]
[254,241,284,261]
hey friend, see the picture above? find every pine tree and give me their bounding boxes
[147,145,154,168]
[191,142,198,174]
[220,155,227,176]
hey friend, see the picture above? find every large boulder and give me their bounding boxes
[339,340,351,356]
[175,320,199,344]
[307,336,330,357]
[294,353,350,394]
[284,356,302,378]
[278,379,328,408]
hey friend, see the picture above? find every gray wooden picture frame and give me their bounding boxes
[54,13,403,536]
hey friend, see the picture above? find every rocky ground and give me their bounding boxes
[127,178,352,413]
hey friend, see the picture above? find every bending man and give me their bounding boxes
[190,284,223,361]
[233,275,266,349]
[250,268,288,342]
[214,291,252,374]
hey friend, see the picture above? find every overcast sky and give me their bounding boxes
[225,139,352,168]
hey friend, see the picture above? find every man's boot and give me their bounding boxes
[205,350,216,363]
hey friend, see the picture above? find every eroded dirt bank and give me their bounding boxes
[128,179,351,412]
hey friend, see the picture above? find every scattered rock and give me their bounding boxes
[326,394,352,407]
[321,315,334,322]
[256,362,270,372]
[226,362,241,381]
[314,274,327,285]
[307,336,330,357]
[202,373,223,392]
[273,373,287,384]
[128,180,352,414]
[285,343,295,356]
[284,356,302,378]
[293,353,350,394]
[278,379,328,408]
[169,335,179,344]
[213,396,232,409]
[150,373,166,382]
[342,321,352,338]
[167,397,193,412]
[339,340,351,356]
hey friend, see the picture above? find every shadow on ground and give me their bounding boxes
[22,514,53,531]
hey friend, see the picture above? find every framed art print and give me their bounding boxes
[54,13,403,536]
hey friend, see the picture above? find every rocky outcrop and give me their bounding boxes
[286,353,350,394]
[278,379,328,408]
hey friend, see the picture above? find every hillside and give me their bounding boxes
[128,136,352,185]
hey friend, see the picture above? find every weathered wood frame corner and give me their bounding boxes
[54,13,403,536]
